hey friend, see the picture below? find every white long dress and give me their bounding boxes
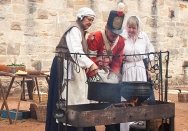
[121,31,154,131]
[62,27,94,105]
[122,32,154,82]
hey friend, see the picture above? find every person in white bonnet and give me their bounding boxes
[45,7,98,131]
[59,6,98,105]
[120,15,155,131]
[77,7,96,20]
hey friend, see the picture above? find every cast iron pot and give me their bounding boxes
[88,82,121,102]
[121,81,153,103]
[88,81,153,103]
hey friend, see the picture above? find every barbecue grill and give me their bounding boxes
[57,101,174,129]
[55,51,175,131]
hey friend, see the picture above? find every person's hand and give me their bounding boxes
[86,63,98,77]
[89,63,98,76]
[89,63,98,72]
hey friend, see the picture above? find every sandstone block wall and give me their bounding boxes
[0,0,188,83]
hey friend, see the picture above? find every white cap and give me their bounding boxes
[76,7,96,20]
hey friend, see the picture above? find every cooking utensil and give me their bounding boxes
[88,81,153,103]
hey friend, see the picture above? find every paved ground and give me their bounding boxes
[0,91,188,131]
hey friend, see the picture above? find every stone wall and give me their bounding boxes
[0,0,188,83]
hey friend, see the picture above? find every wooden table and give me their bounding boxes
[0,71,49,122]
[0,78,13,124]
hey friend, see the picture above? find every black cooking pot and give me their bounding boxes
[88,82,121,102]
[121,81,153,102]
[88,81,153,103]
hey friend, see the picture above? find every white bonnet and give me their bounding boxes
[126,15,144,32]
[76,7,96,20]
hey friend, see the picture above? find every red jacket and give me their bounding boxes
[87,31,125,76]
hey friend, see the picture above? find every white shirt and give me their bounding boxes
[122,31,155,81]
[66,27,94,68]
[62,27,93,105]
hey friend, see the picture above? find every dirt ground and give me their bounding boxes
[0,92,188,131]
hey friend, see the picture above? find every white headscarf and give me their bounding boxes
[126,15,144,32]
[76,7,96,20]
[121,15,144,39]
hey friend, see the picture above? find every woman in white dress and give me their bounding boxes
[122,16,154,82]
[121,16,155,131]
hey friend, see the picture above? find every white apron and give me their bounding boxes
[62,66,90,105]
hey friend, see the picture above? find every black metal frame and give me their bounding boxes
[55,51,174,131]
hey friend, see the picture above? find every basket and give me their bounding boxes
[36,104,47,122]
[7,65,26,73]
[33,93,48,104]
